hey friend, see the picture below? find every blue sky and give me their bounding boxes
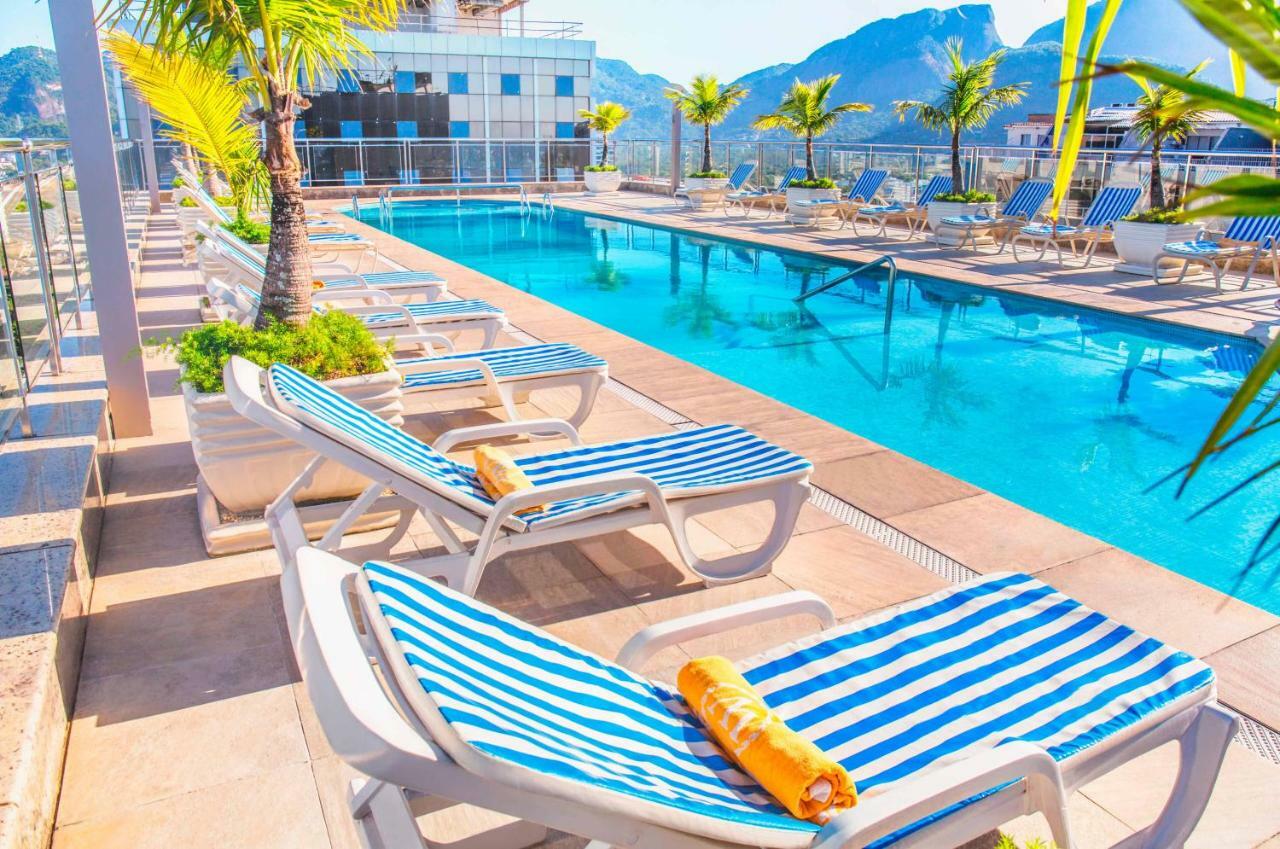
[6,0,1066,80]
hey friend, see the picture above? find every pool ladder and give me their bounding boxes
[794,254,899,334]
[541,192,555,217]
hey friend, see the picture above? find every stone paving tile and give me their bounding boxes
[812,449,982,521]
[1039,548,1276,658]
[1205,625,1280,730]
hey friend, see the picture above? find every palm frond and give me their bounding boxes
[579,102,631,133]
[664,74,749,127]
[753,75,870,139]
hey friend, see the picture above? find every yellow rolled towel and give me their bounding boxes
[473,444,544,514]
[677,655,857,823]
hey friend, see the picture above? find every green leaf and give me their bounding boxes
[1104,60,1280,143]
[1184,335,1280,487]
[1053,0,1090,152]
[1180,0,1280,86]
[1230,49,1248,97]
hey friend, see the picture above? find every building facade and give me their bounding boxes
[1003,104,1269,153]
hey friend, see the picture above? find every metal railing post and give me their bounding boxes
[56,164,85,330]
[20,142,63,375]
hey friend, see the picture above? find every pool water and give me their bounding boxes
[356,200,1280,614]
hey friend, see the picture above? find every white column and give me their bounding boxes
[48,0,153,437]
[136,96,162,214]
[669,102,682,196]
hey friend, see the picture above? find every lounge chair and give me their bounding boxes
[175,180,345,234]
[1009,184,1142,267]
[196,221,448,303]
[208,277,508,350]
[222,358,808,593]
[287,547,1237,849]
[677,162,757,211]
[938,178,1054,252]
[727,166,806,218]
[787,169,889,229]
[1152,216,1280,291]
[848,174,952,240]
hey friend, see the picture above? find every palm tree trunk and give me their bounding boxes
[951,129,963,194]
[702,124,712,173]
[805,135,815,180]
[600,132,609,166]
[1150,139,1165,210]
[255,85,314,330]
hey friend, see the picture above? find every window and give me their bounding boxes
[449,121,471,138]
[501,74,521,96]
[339,120,362,138]
[394,71,416,94]
[396,120,418,138]
[448,72,469,94]
[1019,133,1031,146]
[554,75,574,97]
[336,70,360,93]
[555,122,576,139]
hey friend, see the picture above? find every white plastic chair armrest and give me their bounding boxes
[810,741,1071,849]
[394,352,500,389]
[482,472,669,540]
[317,271,367,287]
[616,591,836,671]
[432,418,583,452]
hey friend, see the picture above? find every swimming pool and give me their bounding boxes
[356,199,1280,614]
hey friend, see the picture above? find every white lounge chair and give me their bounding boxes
[787,169,889,230]
[1152,215,1280,291]
[1010,184,1143,267]
[196,221,448,303]
[223,358,808,594]
[848,175,952,240]
[288,547,1237,849]
[727,166,807,218]
[175,180,345,234]
[938,178,1054,252]
[677,162,757,211]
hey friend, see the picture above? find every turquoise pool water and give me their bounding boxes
[356,200,1280,613]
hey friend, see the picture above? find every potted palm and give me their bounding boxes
[1112,67,1207,277]
[894,39,1027,244]
[753,75,871,208]
[665,74,750,203]
[579,102,631,194]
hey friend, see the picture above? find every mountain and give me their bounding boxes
[593,58,675,139]
[0,47,67,138]
[603,1,1211,145]
[1024,0,1268,97]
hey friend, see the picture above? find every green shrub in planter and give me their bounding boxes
[791,178,836,189]
[178,196,198,208]
[935,190,996,204]
[584,164,619,172]
[1122,207,1183,224]
[13,198,54,212]
[171,176,186,189]
[689,170,727,179]
[173,312,393,394]
[221,215,271,244]
[62,177,77,190]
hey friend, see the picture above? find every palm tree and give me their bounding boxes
[752,75,870,180]
[1128,65,1209,210]
[102,0,407,329]
[664,74,750,174]
[578,102,631,166]
[104,31,267,222]
[894,40,1028,193]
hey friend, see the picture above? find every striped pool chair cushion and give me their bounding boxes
[728,162,756,190]
[860,203,907,215]
[357,269,446,287]
[848,169,888,202]
[362,563,1213,848]
[1211,344,1261,374]
[1020,223,1080,238]
[358,298,503,327]
[941,214,997,226]
[1163,240,1246,257]
[397,343,606,391]
[267,364,809,531]
[1223,215,1280,245]
[777,166,807,190]
[1002,179,1054,220]
[1079,185,1142,229]
[916,174,953,205]
[307,232,370,245]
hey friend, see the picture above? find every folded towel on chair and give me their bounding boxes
[473,445,543,514]
[678,655,857,823]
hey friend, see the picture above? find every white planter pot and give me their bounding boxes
[683,177,730,208]
[786,187,840,211]
[583,170,623,194]
[928,201,996,245]
[1113,221,1203,278]
[184,368,404,514]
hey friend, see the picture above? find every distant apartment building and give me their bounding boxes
[115,0,597,185]
[1004,104,1269,152]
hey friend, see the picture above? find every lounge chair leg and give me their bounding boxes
[565,373,606,429]
[1127,704,1237,849]
[350,779,429,849]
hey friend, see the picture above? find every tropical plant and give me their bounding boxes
[578,102,631,166]
[752,75,870,180]
[935,190,996,204]
[104,31,267,222]
[665,74,750,174]
[1126,63,1209,210]
[1088,0,1280,566]
[893,39,1027,194]
[102,0,409,329]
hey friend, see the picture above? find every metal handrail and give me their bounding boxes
[794,255,899,335]
[379,182,530,215]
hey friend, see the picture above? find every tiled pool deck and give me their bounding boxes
[46,196,1280,848]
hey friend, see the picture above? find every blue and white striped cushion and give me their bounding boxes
[308,232,370,246]
[363,563,1213,848]
[1163,240,1240,257]
[1020,223,1080,237]
[1211,344,1261,374]
[1002,180,1053,220]
[359,299,503,327]
[1223,215,1280,245]
[1079,186,1142,229]
[848,169,888,202]
[859,203,907,215]
[359,270,446,287]
[398,343,606,390]
[267,364,808,531]
[778,166,808,190]
[941,215,996,226]
[917,175,953,205]
[728,162,757,190]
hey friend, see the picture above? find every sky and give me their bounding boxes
[3,0,1067,79]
